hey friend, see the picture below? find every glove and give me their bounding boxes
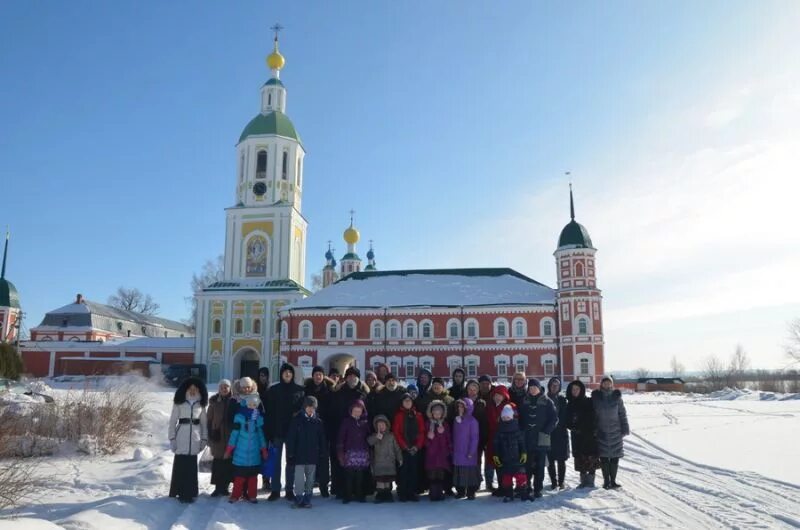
[520,453,527,464]
[408,446,418,455]
[493,456,502,467]
[224,445,234,459]
[170,439,177,452]
[261,447,269,461]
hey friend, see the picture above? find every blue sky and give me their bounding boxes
[2,2,799,371]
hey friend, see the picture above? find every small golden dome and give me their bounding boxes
[343,225,360,245]
[267,40,285,71]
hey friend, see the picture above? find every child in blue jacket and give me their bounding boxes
[226,393,268,503]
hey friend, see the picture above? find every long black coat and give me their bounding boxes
[304,377,334,434]
[592,388,630,458]
[565,381,598,459]
[265,377,304,441]
[547,378,570,461]
[370,385,407,421]
[331,379,371,439]
[286,411,327,466]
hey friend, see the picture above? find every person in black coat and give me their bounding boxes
[265,363,304,501]
[546,377,570,489]
[448,368,467,401]
[565,380,599,488]
[492,404,528,502]
[255,367,271,491]
[286,396,327,508]
[304,366,335,497]
[329,366,370,499]
[370,373,406,421]
[517,379,557,499]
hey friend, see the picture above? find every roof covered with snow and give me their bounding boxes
[22,336,195,349]
[285,268,555,310]
[37,299,193,336]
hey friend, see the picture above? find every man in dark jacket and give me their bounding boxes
[518,378,558,498]
[304,366,334,497]
[448,368,467,401]
[546,377,570,489]
[330,366,370,499]
[370,373,406,421]
[415,377,453,414]
[416,368,433,401]
[477,374,495,491]
[266,363,304,501]
[286,396,327,508]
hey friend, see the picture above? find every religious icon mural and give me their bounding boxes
[246,235,267,276]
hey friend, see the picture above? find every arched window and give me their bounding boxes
[579,358,590,375]
[449,322,459,338]
[212,319,221,335]
[281,151,288,180]
[543,320,553,336]
[256,150,267,179]
[234,319,243,335]
[465,319,478,338]
[578,318,589,335]
[421,321,433,339]
[388,321,400,339]
[267,93,272,106]
[344,321,356,339]
[494,318,509,338]
[300,321,312,340]
[404,321,416,339]
[253,318,262,335]
[575,262,584,277]
[371,321,383,339]
[512,318,526,338]
[328,321,340,339]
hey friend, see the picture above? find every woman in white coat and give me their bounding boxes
[168,377,209,503]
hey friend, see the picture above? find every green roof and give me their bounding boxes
[341,253,360,261]
[558,220,593,249]
[263,78,285,88]
[0,278,20,309]
[239,111,300,143]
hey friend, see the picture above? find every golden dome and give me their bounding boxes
[343,225,360,245]
[267,40,285,71]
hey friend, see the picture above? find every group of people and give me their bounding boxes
[167,362,630,509]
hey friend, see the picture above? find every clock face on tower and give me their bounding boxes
[253,182,267,196]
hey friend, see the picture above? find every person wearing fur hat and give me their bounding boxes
[492,404,528,502]
[207,379,234,496]
[337,399,371,503]
[546,377,570,490]
[424,400,452,501]
[518,378,558,499]
[371,373,407,422]
[485,384,512,496]
[592,376,630,489]
[452,397,480,499]
[286,396,327,508]
[330,366,370,499]
[226,392,268,503]
[565,379,599,488]
[168,377,208,503]
[448,368,467,401]
[265,363,305,501]
[368,415,403,503]
[304,365,335,497]
[393,393,425,502]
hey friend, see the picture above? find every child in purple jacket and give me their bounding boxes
[337,399,371,503]
[452,397,480,500]
[424,400,452,501]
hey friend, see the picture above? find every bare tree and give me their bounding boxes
[634,367,651,379]
[108,287,160,315]
[185,255,225,328]
[727,344,750,387]
[702,354,727,391]
[670,355,685,379]
[311,273,323,292]
[786,318,800,366]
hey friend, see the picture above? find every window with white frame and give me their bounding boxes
[421,321,433,339]
[390,361,400,377]
[372,358,381,371]
[494,318,508,338]
[466,320,478,338]
[404,321,416,339]
[497,359,508,377]
[344,321,355,339]
[515,360,526,374]
[371,321,383,339]
[466,359,478,377]
[421,360,433,372]
[281,321,288,339]
[543,319,553,337]
[447,356,461,373]
[405,361,415,378]
[327,321,340,339]
[300,321,312,340]
[544,359,555,376]
[256,150,267,179]
[513,318,526,337]
[579,358,590,375]
[388,321,400,339]
[448,320,460,339]
[578,317,589,335]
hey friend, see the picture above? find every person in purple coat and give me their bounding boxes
[336,399,371,503]
[452,397,480,500]
[424,400,452,501]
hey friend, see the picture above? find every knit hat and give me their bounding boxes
[466,379,480,390]
[345,366,361,379]
[601,375,614,384]
[479,374,492,383]
[303,395,318,409]
[406,384,418,393]
[218,379,231,388]
[312,365,325,376]
[432,377,445,387]
[500,404,515,420]
[528,378,542,388]
[385,372,396,381]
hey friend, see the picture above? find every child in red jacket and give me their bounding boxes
[392,393,425,502]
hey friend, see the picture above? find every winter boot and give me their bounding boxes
[262,476,271,492]
[547,462,558,490]
[319,484,329,498]
[600,459,611,489]
[268,490,281,501]
[374,489,385,504]
[285,490,296,502]
[466,486,477,500]
[576,472,587,489]
[303,493,313,508]
[455,487,466,499]
[609,458,622,489]
[516,485,531,502]
[502,487,514,503]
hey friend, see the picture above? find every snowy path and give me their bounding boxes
[2,390,800,529]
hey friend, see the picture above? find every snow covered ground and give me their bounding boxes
[1,381,799,529]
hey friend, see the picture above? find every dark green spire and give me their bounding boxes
[569,182,575,221]
[1,230,7,279]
